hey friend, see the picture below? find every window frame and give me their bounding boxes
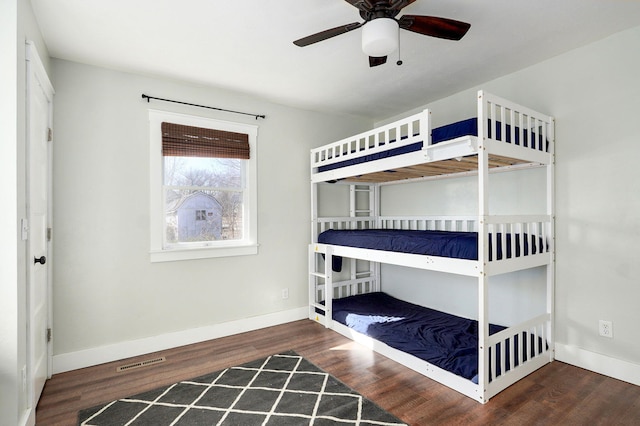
[149,109,258,262]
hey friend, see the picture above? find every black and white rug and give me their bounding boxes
[78,350,406,425]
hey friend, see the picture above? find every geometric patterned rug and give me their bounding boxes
[77,350,407,425]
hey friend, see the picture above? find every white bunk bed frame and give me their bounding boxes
[308,91,555,403]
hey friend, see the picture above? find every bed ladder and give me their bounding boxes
[350,184,377,219]
[350,184,380,292]
[309,244,333,328]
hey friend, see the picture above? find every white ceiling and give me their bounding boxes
[31,0,640,121]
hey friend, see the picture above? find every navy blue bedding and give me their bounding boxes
[318,229,541,272]
[330,292,542,383]
[317,117,545,173]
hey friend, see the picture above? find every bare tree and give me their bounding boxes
[164,157,244,241]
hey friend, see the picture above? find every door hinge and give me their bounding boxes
[21,218,29,241]
[46,328,52,343]
[47,227,52,242]
[47,127,53,142]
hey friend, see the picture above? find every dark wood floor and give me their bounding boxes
[37,320,640,425]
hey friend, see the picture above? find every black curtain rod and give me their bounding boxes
[141,94,266,120]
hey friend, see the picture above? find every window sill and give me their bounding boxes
[150,244,259,263]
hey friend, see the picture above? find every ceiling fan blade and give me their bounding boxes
[398,15,471,40]
[293,22,363,47]
[369,56,387,67]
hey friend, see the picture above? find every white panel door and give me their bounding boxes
[26,41,54,411]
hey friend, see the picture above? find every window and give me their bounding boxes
[149,110,258,262]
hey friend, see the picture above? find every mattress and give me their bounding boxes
[318,117,544,173]
[330,292,540,383]
[317,229,541,272]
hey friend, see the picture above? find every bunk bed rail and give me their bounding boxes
[314,214,553,275]
[315,215,477,234]
[485,215,553,274]
[378,216,477,232]
[312,216,377,239]
[479,91,555,163]
[310,91,555,185]
[315,276,378,302]
[310,109,430,171]
[485,312,553,400]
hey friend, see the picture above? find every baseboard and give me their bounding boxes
[20,407,35,426]
[52,307,308,374]
[555,343,640,386]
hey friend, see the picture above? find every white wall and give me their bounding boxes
[0,1,20,421]
[374,159,548,326]
[1,0,50,423]
[50,59,371,366]
[376,25,640,379]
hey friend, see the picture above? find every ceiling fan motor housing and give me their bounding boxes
[362,18,399,57]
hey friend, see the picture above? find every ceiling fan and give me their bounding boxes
[293,0,471,67]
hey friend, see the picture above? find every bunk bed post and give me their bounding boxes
[309,171,322,324]
[421,109,432,146]
[372,184,381,292]
[372,184,380,226]
[477,90,490,402]
[349,185,357,291]
[547,118,556,361]
[309,178,317,323]
[308,245,316,322]
[324,246,333,328]
[311,179,318,242]
[349,185,356,219]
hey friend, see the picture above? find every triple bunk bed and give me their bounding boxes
[308,91,555,403]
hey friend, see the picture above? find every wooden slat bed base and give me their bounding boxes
[342,154,533,183]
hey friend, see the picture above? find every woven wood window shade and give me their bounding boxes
[161,122,250,159]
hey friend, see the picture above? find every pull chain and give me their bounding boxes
[397,26,403,66]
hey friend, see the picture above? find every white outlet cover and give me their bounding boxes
[599,320,613,338]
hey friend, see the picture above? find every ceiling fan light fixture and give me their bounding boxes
[361,18,398,57]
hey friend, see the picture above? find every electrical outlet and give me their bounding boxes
[281,288,289,299]
[599,320,613,338]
